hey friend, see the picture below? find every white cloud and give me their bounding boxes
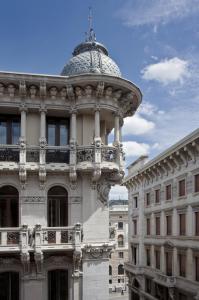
[141,57,189,85]
[123,141,150,157]
[123,114,155,136]
[118,0,199,27]
[109,185,128,200]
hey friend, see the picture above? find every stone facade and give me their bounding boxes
[109,200,128,292]
[0,37,141,299]
[123,129,199,300]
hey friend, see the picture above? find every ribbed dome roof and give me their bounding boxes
[61,40,121,77]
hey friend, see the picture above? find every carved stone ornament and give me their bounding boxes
[75,86,83,99]
[19,164,27,189]
[0,83,5,95]
[73,250,82,271]
[19,81,26,97]
[0,258,20,266]
[22,196,45,204]
[113,89,122,101]
[83,244,111,260]
[44,256,71,267]
[97,179,111,205]
[29,85,37,98]
[66,84,75,100]
[21,252,30,274]
[40,82,46,98]
[96,81,104,98]
[7,84,16,97]
[34,251,44,274]
[85,85,93,98]
[39,165,46,189]
[105,86,113,99]
[60,87,67,99]
[69,165,77,183]
[49,86,58,99]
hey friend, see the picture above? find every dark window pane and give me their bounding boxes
[195,174,199,193]
[48,124,56,146]
[48,270,68,300]
[179,180,186,197]
[60,124,68,146]
[0,272,19,300]
[155,189,160,203]
[0,121,7,144]
[196,212,199,236]
[48,187,68,227]
[166,185,171,200]
[179,214,186,236]
[11,121,20,144]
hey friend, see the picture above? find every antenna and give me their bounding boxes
[86,7,96,42]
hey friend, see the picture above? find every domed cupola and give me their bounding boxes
[61,28,121,77]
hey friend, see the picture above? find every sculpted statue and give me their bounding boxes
[85,85,93,97]
[50,87,57,99]
[29,85,37,98]
[75,86,83,99]
[105,86,113,99]
[8,84,15,97]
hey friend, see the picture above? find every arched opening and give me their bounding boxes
[118,235,124,247]
[48,269,68,300]
[0,186,19,227]
[0,271,19,300]
[48,186,68,227]
[109,265,112,276]
[118,264,124,275]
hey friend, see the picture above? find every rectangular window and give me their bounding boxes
[47,118,69,146]
[196,257,199,281]
[132,246,137,265]
[146,192,150,206]
[155,249,160,269]
[0,115,20,144]
[118,252,123,258]
[195,212,199,236]
[195,174,199,193]
[146,248,151,266]
[166,184,171,201]
[179,253,186,277]
[155,217,160,236]
[179,214,186,236]
[155,189,160,204]
[133,220,137,236]
[145,278,152,294]
[118,222,123,230]
[179,179,186,197]
[134,196,138,208]
[146,218,151,235]
[166,251,173,276]
[166,215,172,236]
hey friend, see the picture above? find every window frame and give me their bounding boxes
[0,114,20,145]
[46,117,70,146]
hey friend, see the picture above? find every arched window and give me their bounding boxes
[118,235,124,247]
[118,264,124,275]
[0,272,19,300]
[0,186,19,227]
[48,269,68,300]
[48,186,68,227]
[109,265,112,276]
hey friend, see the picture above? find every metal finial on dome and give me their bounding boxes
[86,7,96,42]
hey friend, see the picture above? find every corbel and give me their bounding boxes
[184,145,196,162]
[177,150,188,166]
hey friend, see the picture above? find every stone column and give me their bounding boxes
[72,272,82,300]
[187,248,194,280]
[70,110,77,143]
[40,108,46,143]
[94,108,100,140]
[161,246,165,273]
[114,113,120,145]
[173,247,178,276]
[119,118,123,143]
[20,106,27,141]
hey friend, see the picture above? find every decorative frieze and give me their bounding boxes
[83,243,111,260]
[21,196,45,204]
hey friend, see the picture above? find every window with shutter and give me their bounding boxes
[156,217,160,235]
[166,251,172,276]
[179,179,186,197]
[166,184,171,200]
[179,253,186,277]
[166,215,172,235]
[179,214,186,236]
[146,218,151,235]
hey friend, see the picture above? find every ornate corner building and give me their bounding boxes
[0,33,141,300]
[123,129,199,300]
[109,200,129,293]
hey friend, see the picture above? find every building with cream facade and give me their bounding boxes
[109,199,128,292]
[124,129,199,300]
[0,29,142,300]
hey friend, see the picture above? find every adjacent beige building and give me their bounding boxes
[109,199,128,292]
[124,129,199,300]
[0,30,142,300]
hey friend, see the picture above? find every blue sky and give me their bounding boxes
[0,0,199,199]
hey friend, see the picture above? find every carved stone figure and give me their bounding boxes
[29,85,37,98]
[85,85,93,97]
[49,87,58,99]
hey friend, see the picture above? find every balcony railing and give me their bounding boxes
[42,227,74,245]
[101,146,117,162]
[26,146,40,162]
[0,227,21,248]
[46,146,70,164]
[0,144,121,166]
[0,145,19,162]
[77,146,94,163]
[0,224,82,253]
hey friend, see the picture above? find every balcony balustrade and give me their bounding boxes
[0,144,121,166]
[101,146,117,162]
[77,146,94,163]
[0,145,19,162]
[46,146,70,164]
[26,146,40,162]
[0,224,82,253]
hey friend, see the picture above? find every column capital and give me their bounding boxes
[19,103,28,112]
[39,106,47,113]
[70,107,78,115]
[94,105,100,112]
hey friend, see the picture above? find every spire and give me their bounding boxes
[85,7,96,42]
